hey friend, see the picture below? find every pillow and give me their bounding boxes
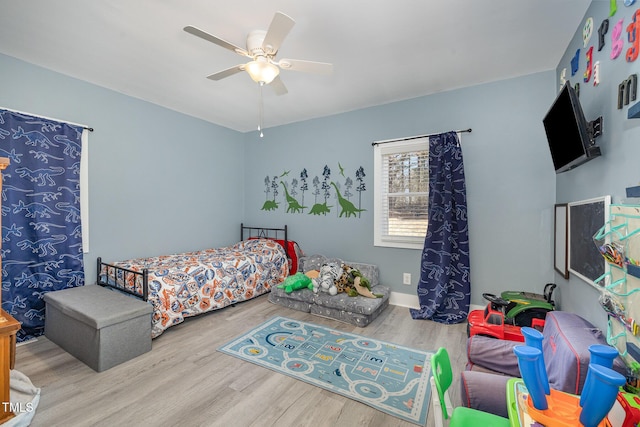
[300,255,344,273]
[248,237,303,274]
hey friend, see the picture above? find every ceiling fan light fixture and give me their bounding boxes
[246,59,279,84]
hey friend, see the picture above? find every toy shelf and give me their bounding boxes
[598,204,640,362]
[610,205,640,277]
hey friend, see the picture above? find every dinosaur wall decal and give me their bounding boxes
[331,182,366,218]
[281,181,306,213]
[259,164,367,218]
[308,201,332,215]
[261,200,279,211]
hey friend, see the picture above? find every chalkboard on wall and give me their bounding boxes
[568,196,610,288]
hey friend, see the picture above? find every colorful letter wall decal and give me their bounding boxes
[583,17,594,47]
[627,9,640,61]
[571,49,581,75]
[584,46,594,82]
[618,74,638,108]
[573,1,640,111]
[599,19,609,51]
[612,19,625,59]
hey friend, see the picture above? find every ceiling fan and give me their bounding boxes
[184,11,333,96]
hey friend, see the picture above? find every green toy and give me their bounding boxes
[347,269,383,298]
[625,361,640,394]
[278,273,313,294]
[482,283,556,327]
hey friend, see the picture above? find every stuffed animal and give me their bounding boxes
[351,270,383,298]
[312,261,342,296]
[278,273,313,294]
[336,264,382,298]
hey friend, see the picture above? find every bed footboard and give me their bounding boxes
[96,257,149,301]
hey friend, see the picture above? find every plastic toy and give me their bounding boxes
[605,389,640,427]
[431,347,510,426]
[512,332,626,427]
[467,284,555,342]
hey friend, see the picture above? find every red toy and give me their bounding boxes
[467,287,554,342]
[605,390,640,427]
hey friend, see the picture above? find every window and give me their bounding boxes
[374,137,429,249]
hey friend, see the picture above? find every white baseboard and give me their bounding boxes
[389,292,420,309]
[389,291,483,313]
[16,337,38,346]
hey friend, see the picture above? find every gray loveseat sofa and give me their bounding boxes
[268,254,390,326]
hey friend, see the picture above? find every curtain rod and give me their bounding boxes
[0,106,94,132]
[371,128,471,146]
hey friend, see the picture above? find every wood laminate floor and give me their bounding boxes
[14,295,468,427]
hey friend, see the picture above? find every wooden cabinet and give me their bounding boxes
[0,157,19,424]
[0,311,19,424]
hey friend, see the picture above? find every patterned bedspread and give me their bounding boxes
[103,238,288,338]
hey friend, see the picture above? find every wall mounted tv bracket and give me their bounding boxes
[587,116,603,143]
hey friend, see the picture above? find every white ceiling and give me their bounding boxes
[0,0,592,133]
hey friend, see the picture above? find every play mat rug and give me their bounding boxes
[218,316,433,425]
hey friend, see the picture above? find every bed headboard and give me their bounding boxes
[241,224,298,274]
[240,223,288,243]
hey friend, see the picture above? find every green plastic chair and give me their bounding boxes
[430,347,511,427]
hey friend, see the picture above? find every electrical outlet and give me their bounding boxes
[403,273,412,285]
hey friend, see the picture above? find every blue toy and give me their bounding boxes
[513,330,626,427]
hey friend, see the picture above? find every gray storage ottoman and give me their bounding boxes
[44,285,153,372]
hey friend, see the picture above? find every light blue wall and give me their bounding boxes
[0,53,245,285]
[554,2,640,331]
[0,51,564,311]
[243,71,558,304]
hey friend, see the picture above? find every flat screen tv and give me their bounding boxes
[543,82,601,174]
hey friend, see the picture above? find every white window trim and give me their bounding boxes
[373,136,429,250]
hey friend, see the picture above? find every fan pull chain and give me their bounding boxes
[258,82,265,138]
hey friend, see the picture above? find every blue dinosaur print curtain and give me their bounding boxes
[0,110,85,342]
[410,131,470,324]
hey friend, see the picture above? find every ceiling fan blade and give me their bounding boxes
[278,59,333,74]
[184,25,249,57]
[270,75,288,96]
[262,12,295,54]
[207,64,246,81]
